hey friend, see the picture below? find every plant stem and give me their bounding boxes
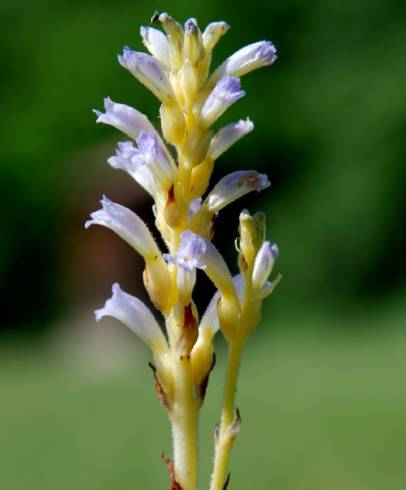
[210,338,245,490]
[171,355,198,490]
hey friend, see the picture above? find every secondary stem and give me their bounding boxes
[210,338,245,490]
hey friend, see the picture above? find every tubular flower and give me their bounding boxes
[86,11,280,490]
[96,283,168,353]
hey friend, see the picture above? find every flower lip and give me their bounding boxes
[93,97,155,140]
[164,230,207,272]
[95,282,168,352]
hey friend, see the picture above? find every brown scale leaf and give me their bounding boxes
[161,452,183,490]
[199,352,216,403]
[148,362,170,411]
[223,472,231,489]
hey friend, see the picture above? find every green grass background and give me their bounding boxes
[2,305,405,490]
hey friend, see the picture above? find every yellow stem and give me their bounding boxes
[210,338,245,490]
[171,354,198,490]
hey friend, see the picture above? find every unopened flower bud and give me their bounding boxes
[208,118,254,160]
[183,18,204,65]
[202,21,230,52]
[160,102,186,145]
[252,241,279,291]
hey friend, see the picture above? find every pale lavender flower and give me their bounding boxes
[252,241,279,291]
[206,170,270,213]
[93,97,155,140]
[140,26,170,67]
[212,40,277,80]
[85,196,159,258]
[118,47,173,101]
[95,283,168,352]
[164,230,235,297]
[201,76,245,127]
[107,132,175,197]
[208,118,254,160]
[165,230,207,272]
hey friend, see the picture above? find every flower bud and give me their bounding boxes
[252,241,279,291]
[202,21,230,52]
[183,18,204,65]
[160,102,186,145]
[208,118,254,160]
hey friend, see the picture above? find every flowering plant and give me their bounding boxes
[86,11,280,490]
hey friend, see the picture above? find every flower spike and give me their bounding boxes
[88,12,280,490]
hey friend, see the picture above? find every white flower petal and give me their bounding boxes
[164,230,235,297]
[118,47,173,102]
[252,241,279,291]
[140,26,170,67]
[85,196,160,258]
[93,97,155,140]
[206,170,270,213]
[208,118,254,160]
[95,283,168,352]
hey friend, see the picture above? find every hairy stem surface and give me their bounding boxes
[210,338,244,490]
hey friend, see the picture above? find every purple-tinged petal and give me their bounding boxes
[201,76,245,127]
[206,170,270,213]
[212,40,277,81]
[209,118,254,159]
[118,47,173,101]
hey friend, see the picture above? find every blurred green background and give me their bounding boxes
[1,0,405,488]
